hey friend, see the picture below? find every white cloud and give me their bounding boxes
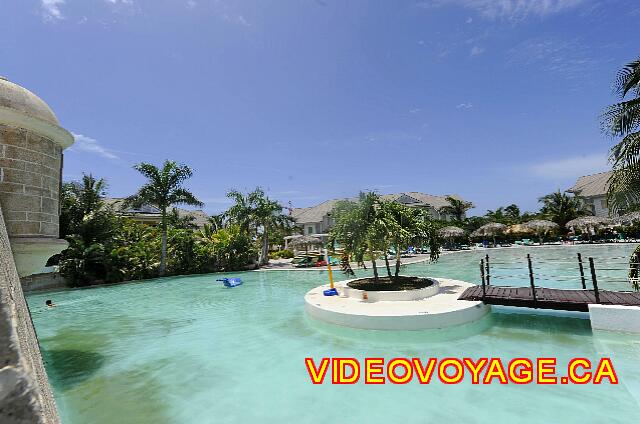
[41,0,65,20]
[470,45,484,56]
[508,37,595,81]
[419,0,585,21]
[530,153,609,179]
[222,13,251,27]
[70,133,119,160]
[186,0,197,9]
[456,102,473,109]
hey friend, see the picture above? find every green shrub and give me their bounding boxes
[269,249,294,259]
[278,249,294,259]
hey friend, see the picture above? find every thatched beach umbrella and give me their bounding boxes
[471,223,507,246]
[524,219,559,244]
[438,226,465,238]
[438,226,465,249]
[566,216,612,241]
[615,211,640,226]
[505,224,535,235]
[288,235,323,253]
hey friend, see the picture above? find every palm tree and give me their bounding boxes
[208,213,227,231]
[438,196,474,221]
[226,188,293,266]
[485,207,506,223]
[167,208,198,230]
[60,174,108,238]
[331,192,385,281]
[504,204,521,223]
[126,160,203,275]
[603,57,640,213]
[538,191,589,230]
[378,200,411,278]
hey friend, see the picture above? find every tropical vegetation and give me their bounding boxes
[438,196,474,221]
[125,160,203,276]
[225,188,294,266]
[329,192,441,282]
[538,191,589,231]
[57,162,292,287]
[603,56,640,213]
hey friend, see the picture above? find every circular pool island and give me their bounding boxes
[305,276,489,330]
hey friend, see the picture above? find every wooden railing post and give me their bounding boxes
[577,252,587,290]
[485,254,491,286]
[588,257,601,304]
[480,259,486,301]
[527,254,538,305]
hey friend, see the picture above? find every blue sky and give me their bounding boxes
[2,1,638,215]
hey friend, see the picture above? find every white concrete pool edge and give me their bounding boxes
[589,304,640,334]
[304,277,490,330]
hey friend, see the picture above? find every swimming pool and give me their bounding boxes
[27,244,640,423]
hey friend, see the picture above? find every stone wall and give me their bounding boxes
[0,123,62,238]
[0,200,60,424]
[21,273,67,293]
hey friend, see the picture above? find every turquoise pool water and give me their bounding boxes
[27,244,640,423]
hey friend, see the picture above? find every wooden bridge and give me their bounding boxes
[458,253,640,312]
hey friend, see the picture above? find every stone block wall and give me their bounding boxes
[0,200,60,423]
[0,124,62,239]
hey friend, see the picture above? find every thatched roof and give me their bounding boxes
[438,226,465,238]
[615,211,640,226]
[505,224,535,235]
[288,235,323,248]
[524,220,559,233]
[565,216,612,230]
[471,222,507,238]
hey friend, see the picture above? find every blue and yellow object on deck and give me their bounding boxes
[323,248,338,296]
[217,277,243,288]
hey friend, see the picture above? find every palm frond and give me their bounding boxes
[610,131,640,168]
[602,97,640,137]
[169,188,204,207]
[614,57,640,99]
[607,164,640,214]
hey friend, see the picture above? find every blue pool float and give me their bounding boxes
[217,277,243,288]
[323,288,338,296]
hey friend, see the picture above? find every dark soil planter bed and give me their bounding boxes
[347,276,435,292]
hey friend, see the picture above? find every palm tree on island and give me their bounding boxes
[126,160,203,276]
[331,192,441,283]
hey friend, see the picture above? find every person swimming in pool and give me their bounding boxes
[45,299,56,308]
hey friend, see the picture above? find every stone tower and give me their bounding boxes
[0,77,74,276]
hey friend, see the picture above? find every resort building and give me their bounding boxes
[103,198,210,229]
[286,192,469,248]
[567,171,616,217]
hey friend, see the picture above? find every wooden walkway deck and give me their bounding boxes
[458,285,640,312]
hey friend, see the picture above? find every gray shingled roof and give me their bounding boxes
[290,207,310,219]
[292,199,343,223]
[177,209,210,228]
[382,192,465,210]
[568,171,612,198]
[103,197,209,228]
